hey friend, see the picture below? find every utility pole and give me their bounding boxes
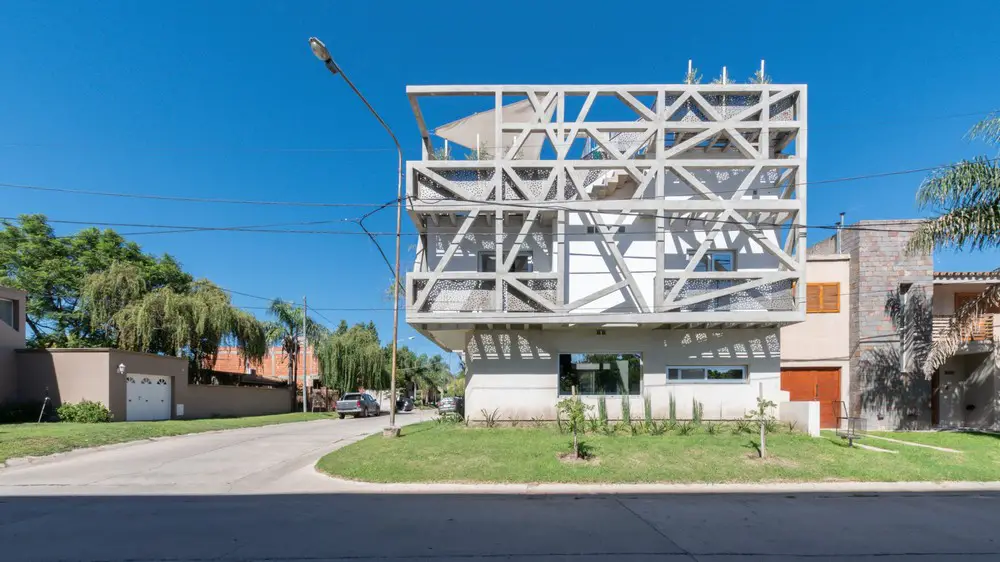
[302,296,308,413]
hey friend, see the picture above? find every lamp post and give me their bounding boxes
[309,37,403,437]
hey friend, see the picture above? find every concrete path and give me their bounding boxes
[0,409,434,496]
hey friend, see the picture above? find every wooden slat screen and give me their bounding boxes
[807,282,839,313]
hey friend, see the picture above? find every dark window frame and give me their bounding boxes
[666,365,748,383]
[558,352,643,396]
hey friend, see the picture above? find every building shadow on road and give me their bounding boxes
[2,491,1000,561]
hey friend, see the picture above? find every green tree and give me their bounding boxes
[908,114,1000,372]
[316,321,385,393]
[266,299,325,388]
[80,261,267,369]
[0,214,191,347]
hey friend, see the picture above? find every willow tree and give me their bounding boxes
[908,113,1000,373]
[81,262,267,369]
[316,322,385,393]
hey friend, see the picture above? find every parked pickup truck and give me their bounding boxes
[335,393,381,419]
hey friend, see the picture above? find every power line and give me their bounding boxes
[0,181,394,208]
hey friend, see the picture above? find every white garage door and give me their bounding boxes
[126,374,172,421]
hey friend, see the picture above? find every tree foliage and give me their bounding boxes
[316,321,386,393]
[0,214,191,347]
[907,115,1000,374]
[80,261,268,369]
[265,298,326,386]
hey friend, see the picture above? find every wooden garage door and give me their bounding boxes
[780,369,841,429]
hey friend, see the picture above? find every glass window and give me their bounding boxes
[559,353,641,396]
[0,298,14,331]
[689,249,736,272]
[667,366,746,382]
[479,252,533,273]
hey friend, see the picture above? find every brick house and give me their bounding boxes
[207,347,321,389]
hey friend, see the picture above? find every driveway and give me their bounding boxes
[0,410,433,496]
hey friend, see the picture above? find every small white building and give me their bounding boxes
[404,82,807,420]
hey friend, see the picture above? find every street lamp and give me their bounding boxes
[308,37,405,437]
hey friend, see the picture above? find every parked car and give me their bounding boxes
[395,396,414,412]
[438,396,464,415]
[335,393,380,419]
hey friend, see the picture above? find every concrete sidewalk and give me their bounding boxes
[317,475,1000,495]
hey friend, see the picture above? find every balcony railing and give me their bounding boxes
[932,314,997,344]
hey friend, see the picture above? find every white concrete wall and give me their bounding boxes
[462,327,786,421]
[779,401,821,437]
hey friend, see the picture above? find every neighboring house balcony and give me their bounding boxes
[931,273,1000,356]
[404,83,807,328]
[931,314,996,355]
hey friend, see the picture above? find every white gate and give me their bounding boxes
[126,374,172,421]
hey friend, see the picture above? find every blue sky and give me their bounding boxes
[2,0,999,361]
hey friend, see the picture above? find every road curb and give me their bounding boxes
[317,477,1000,495]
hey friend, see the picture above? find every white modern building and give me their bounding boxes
[405,82,807,420]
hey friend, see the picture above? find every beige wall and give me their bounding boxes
[176,385,292,419]
[780,255,851,414]
[17,348,291,421]
[108,349,188,421]
[0,286,27,403]
[16,349,111,411]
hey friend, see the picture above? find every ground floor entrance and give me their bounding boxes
[780,368,841,428]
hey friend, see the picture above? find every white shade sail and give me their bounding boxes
[435,98,556,159]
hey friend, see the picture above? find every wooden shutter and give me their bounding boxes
[806,284,822,313]
[806,283,839,313]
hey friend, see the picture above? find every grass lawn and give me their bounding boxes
[317,422,1000,484]
[0,412,334,464]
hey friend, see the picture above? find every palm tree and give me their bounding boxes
[266,298,324,388]
[908,113,1000,373]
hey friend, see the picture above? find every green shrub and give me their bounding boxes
[620,395,631,426]
[643,394,653,428]
[597,396,608,429]
[692,398,703,425]
[557,396,592,459]
[668,393,677,424]
[57,400,113,423]
[480,408,501,428]
[677,421,696,435]
[704,421,721,435]
[648,420,668,436]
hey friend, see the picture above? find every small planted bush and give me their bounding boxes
[692,398,703,425]
[668,393,677,425]
[597,396,609,429]
[704,421,721,435]
[620,395,631,426]
[57,400,113,423]
[480,408,501,428]
[643,394,653,429]
[677,421,696,435]
[557,395,593,459]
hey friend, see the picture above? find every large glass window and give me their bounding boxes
[0,298,14,331]
[559,353,642,396]
[667,365,746,382]
[479,252,533,273]
[689,249,736,272]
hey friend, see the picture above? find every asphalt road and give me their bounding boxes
[2,413,999,561]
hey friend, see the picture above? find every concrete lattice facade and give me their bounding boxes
[405,82,806,419]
